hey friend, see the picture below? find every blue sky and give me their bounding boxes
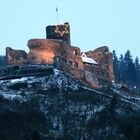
[0,0,140,59]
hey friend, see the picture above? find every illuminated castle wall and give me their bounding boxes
[6,22,114,88]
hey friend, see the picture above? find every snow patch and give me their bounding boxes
[2,93,22,100]
[81,53,98,65]
[54,69,61,76]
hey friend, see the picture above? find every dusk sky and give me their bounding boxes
[0,0,140,59]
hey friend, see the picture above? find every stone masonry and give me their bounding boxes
[6,47,27,65]
[6,22,114,88]
[27,39,67,64]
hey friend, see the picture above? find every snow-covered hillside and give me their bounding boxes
[0,69,80,100]
[0,69,140,140]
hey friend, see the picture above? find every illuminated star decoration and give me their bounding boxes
[55,24,69,36]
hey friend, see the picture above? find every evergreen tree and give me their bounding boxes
[112,50,120,83]
[134,57,140,89]
[0,55,6,67]
[135,57,140,72]
[118,54,125,84]
[123,50,136,87]
[112,50,140,92]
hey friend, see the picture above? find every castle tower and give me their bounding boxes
[46,22,71,45]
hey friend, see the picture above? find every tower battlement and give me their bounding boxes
[46,22,71,45]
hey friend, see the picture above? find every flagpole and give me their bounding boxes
[56,7,59,24]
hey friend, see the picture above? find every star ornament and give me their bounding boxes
[55,24,69,36]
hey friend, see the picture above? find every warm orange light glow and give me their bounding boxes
[41,51,55,63]
[30,50,55,64]
[55,24,69,36]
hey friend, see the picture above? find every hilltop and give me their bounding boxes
[0,70,140,140]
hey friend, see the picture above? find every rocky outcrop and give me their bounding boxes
[6,47,27,65]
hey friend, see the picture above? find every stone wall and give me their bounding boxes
[27,39,67,64]
[46,22,71,45]
[6,47,27,65]
[64,46,84,69]
[84,70,99,88]
[5,22,115,89]
[85,46,114,82]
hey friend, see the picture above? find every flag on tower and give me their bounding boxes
[56,7,58,12]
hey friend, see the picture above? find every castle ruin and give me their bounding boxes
[6,22,114,88]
